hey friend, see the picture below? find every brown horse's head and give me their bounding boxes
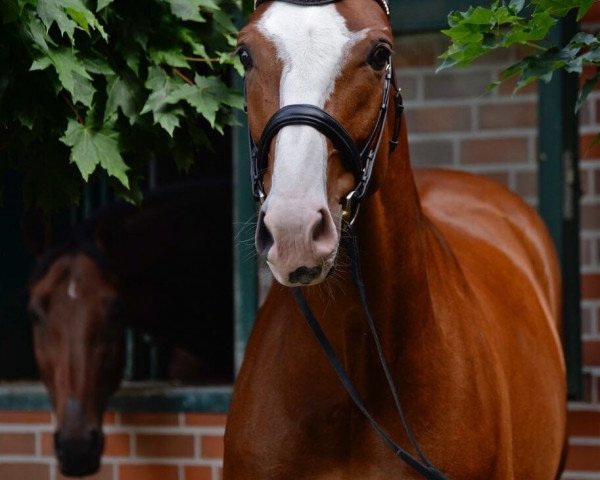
[28,251,124,477]
[239,0,394,286]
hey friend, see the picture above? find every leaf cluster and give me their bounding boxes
[0,0,243,211]
[439,0,596,108]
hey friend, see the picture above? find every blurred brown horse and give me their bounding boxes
[224,0,567,478]
[27,182,232,476]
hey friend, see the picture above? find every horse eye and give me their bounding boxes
[28,308,42,325]
[237,47,253,72]
[367,43,391,71]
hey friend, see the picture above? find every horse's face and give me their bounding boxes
[240,0,393,286]
[28,253,124,477]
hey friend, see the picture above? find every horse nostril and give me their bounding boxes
[256,209,274,257]
[311,209,337,256]
[311,210,325,242]
[289,266,323,285]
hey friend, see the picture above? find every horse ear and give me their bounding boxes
[21,208,53,257]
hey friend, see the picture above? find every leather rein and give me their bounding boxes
[246,1,448,478]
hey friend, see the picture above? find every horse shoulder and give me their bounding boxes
[414,168,566,478]
[415,168,560,327]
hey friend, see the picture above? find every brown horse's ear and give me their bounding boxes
[21,208,53,258]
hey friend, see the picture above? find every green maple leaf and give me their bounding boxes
[61,119,129,187]
[37,0,78,41]
[36,0,108,41]
[141,67,186,135]
[169,74,242,126]
[105,75,144,124]
[45,47,94,105]
[167,0,206,22]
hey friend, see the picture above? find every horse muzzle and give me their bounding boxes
[55,429,104,477]
[257,203,338,286]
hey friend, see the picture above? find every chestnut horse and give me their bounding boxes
[28,182,232,476]
[224,0,567,478]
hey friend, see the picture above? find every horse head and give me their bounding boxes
[28,250,124,477]
[240,0,398,286]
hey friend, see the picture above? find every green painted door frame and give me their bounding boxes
[538,14,582,399]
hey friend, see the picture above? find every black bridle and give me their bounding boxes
[249,63,402,223]
[246,1,448,478]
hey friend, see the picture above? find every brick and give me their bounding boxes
[460,137,529,165]
[581,304,593,337]
[581,204,600,229]
[0,432,36,455]
[0,411,51,424]
[119,464,178,480]
[184,413,227,427]
[595,168,600,196]
[408,140,454,167]
[478,171,510,189]
[56,464,113,480]
[104,433,131,457]
[565,445,600,471]
[583,340,600,367]
[103,412,117,425]
[136,434,194,458]
[0,463,50,480]
[568,410,600,437]
[478,103,537,130]
[579,100,592,127]
[580,168,591,200]
[580,134,600,160]
[394,33,442,68]
[582,274,600,300]
[514,170,537,198]
[41,432,53,456]
[424,71,492,100]
[120,412,179,427]
[184,465,213,480]
[581,238,593,268]
[394,74,418,102]
[405,106,471,133]
[200,435,224,459]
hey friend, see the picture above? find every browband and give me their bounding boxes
[254,0,390,17]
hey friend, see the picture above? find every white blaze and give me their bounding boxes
[257,4,365,202]
[67,279,78,300]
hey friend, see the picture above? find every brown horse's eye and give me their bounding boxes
[28,308,42,325]
[367,43,391,71]
[237,47,253,72]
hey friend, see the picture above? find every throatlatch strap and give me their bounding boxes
[291,227,449,480]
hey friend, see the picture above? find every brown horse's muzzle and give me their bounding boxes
[54,425,104,477]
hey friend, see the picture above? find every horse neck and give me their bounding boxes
[354,122,437,340]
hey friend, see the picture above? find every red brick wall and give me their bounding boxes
[0,411,225,480]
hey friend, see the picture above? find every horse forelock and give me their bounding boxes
[29,239,111,290]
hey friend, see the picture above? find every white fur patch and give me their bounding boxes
[257,4,366,201]
[67,280,77,300]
